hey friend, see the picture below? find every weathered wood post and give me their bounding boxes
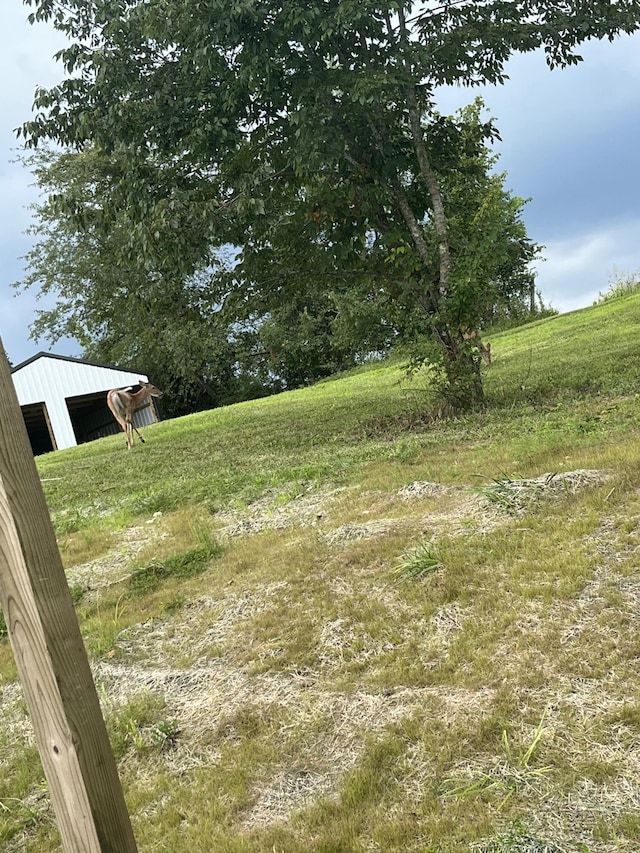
[0,343,137,852]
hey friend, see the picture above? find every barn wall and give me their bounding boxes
[12,357,153,450]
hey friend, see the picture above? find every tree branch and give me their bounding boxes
[397,4,451,300]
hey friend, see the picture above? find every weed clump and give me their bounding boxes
[128,542,223,596]
[391,543,443,583]
[106,694,179,758]
[474,826,566,852]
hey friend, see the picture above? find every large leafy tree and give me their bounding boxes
[17,105,538,397]
[20,0,640,410]
[227,100,541,385]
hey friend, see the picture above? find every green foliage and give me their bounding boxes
[14,147,266,418]
[68,583,87,606]
[26,0,640,408]
[595,267,640,304]
[148,718,180,750]
[485,288,558,333]
[16,109,539,402]
[476,476,525,514]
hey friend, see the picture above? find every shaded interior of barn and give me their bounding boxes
[21,393,123,456]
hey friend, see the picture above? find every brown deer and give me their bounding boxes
[461,326,492,366]
[106,381,163,449]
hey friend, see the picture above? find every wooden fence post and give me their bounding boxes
[0,343,137,852]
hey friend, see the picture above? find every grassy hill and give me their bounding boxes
[3,294,640,851]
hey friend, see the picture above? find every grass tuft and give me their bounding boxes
[444,713,552,810]
[474,473,561,514]
[391,542,443,583]
[127,542,223,596]
[474,825,568,852]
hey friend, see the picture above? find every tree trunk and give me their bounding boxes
[394,5,484,414]
[529,278,536,313]
[344,8,485,415]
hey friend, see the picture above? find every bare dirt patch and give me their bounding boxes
[93,648,496,827]
[215,485,350,537]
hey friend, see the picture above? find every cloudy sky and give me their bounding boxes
[2,4,640,366]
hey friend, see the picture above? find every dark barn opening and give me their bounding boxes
[66,391,120,445]
[20,402,57,456]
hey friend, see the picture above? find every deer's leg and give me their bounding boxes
[126,415,144,448]
[113,414,129,447]
[132,426,146,444]
[108,392,132,448]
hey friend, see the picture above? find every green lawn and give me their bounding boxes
[3,293,640,851]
